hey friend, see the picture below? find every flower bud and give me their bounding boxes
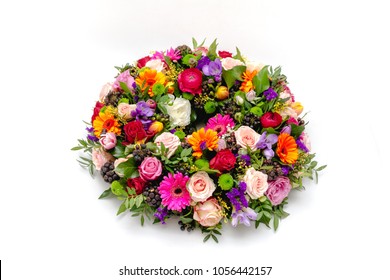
[291,102,303,116]
[215,86,229,100]
[148,121,164,135]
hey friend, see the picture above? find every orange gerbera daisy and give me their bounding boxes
[276,133,299,164]
[240,70,258,92]
[187,128,219,158]
[135,69,166,97]
[92,111,121,138]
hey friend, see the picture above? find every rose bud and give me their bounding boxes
[215,86,229,100]
[148,121,164,135]
[146,99,157,109]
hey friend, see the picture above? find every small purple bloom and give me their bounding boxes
[197,56,211,70]
[170,129,176,134]
[257,132,278,159]
[154,206,168,224]
[280,125,291,135]
[281,166,290,176]
[263,87,278,100]
[202,59,222,81]
[86,127,99,142]
[231,207,257,227]
[240,154,251,166]
[296,139,309,153]
[227,182,248,211]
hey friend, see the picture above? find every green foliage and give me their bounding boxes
[253,66,270,94]
[98,188,112,199]
[290,124,305,138]
[207,38,218,59]
[202,224,222,243]
[222,65,246,89]
[115,157,138,179]
[71,138,99,153]
[233,47,245,63]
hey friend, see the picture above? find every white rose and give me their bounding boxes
[154,132,181,158]
[145,59,165,72]
[165,97,191,127]
[243,167,269,199]
[221,57,245,70]
[187,171,216,202]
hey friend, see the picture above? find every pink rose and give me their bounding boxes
[221,57,244,70]
[99,132,117,150]
[154,132,180,159]
[117,103,136,120]
[243,167,269,199]
[186,171,216,202]
[145,59,165,72]
[194,46,208,56]
[265,176,292,206]
[193,198,222,227]
[234,126,261,150]
[138,157,162,181]
[99,83,112,102]
[112,70,135,92]
[92,148,114,171]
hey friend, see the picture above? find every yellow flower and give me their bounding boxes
[187,128,219,158]
[148,121,164,135]
[240,70,258,93]
[92,111,121,138]
[215,86,229,100]
[135,69,166,97]
[291,102,304,116]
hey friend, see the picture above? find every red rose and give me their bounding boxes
[260,112,283,128]
[126,177,146,195]
[210,149,237,173]
[218,51,233,58]
[177,68,203,95]
[137,56,151,68]
[91,101,104,123]
[123,120,147,145]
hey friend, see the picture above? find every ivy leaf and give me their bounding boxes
[253,66,270,94]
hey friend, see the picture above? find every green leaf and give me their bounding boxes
[211,235,219,243]
[98,188,112,199]
[180,217,193,224]
[290,124,305,138]
[116,201,127,215]
[119,82,131,93]
[182,92,194,100]
[222,66,246,89]
[112,144,125,158]
[181,148,192,158]
[203,235,211,243]
[129,197,136,209]
[273,215,279,231]
[233,47,245,63]
[71,146,83,151]
[135,195,143,208]
[141,215,145,226]
[192,37,198,49]
[207,38,218,58]
[253,66,270,94]
[116,157,137,179]
[316,165,327,171]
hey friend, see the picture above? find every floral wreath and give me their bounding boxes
[72,39,325,242]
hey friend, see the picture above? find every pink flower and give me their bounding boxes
[99,132,117,150]
[206,114,235,137]
[216,138,227,151]
[265,176,292,206]
[186,171,216,202]
[234,126,261,150]
[99,83,112,102]
[194,46,208,56]
[221,57,244,70]
[177,68,203,95]
[154,132,181,159]
[193,198,223,227]
[138,157,162,181]
[112,70,135,92]
[243,167,269,199]
[117,103,136,120]
[166,47,182,61]
[300,132,312,151]
[145,59,165,72]
[158,173,191,212]
[146,99,156,109]
[92,148,114,171]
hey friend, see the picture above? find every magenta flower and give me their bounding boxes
[158,173,191,212]
[166,47,181,61]
[205,114,235,136]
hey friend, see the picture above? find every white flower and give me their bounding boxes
[165,97,191,127]
[145,59,165,72]
[221,57,245,70]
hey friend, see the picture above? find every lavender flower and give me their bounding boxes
[226,181,248,211]
[257,132,278,159]
[154,206,168,224]
[240,154,251,166]
[201,58,222,82]
[196,56,211,70]
[131,101,154,127]
[231,207,257,227]
[86,127,98,142]
[296,139,309,153]
[263,87,278,100]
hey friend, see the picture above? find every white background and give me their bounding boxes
[1,0,389,279]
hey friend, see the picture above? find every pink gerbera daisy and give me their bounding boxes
[158,173,191,212]
[205,114,235,136]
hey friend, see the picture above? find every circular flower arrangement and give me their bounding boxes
[73,39,325,242]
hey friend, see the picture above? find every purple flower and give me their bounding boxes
[266,176,292,206]
[257,132,278,159]
[154,206,168,224]
[281,166,290,176]
[202,59,222,81]
[86,127,98,142]
[263,87,278,100]
[296,139,309,153]
[231,207,257,227]
[196,56,211,70]
[280,125,291,134]
[240,154,251,166]
[226,181,248,211]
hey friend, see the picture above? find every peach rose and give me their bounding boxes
[145,59,165,72]
[193,198,223,227]
[243,167,269,199]
[186,171,216,202]
[221,57,244,70]
[99,83,112,102]
[246,62,264,73]
[92,148,114,171]
[118,103,136,120]
[234,126,261,150]
[154,132,181,159]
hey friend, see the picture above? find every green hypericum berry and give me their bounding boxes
[218,174,234,190]
[174,130,186,140]
[250,106,263,116]
[195,159,209,169]
[204,101,217,114]
[111,181,124,196]
[152,83,165,95]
